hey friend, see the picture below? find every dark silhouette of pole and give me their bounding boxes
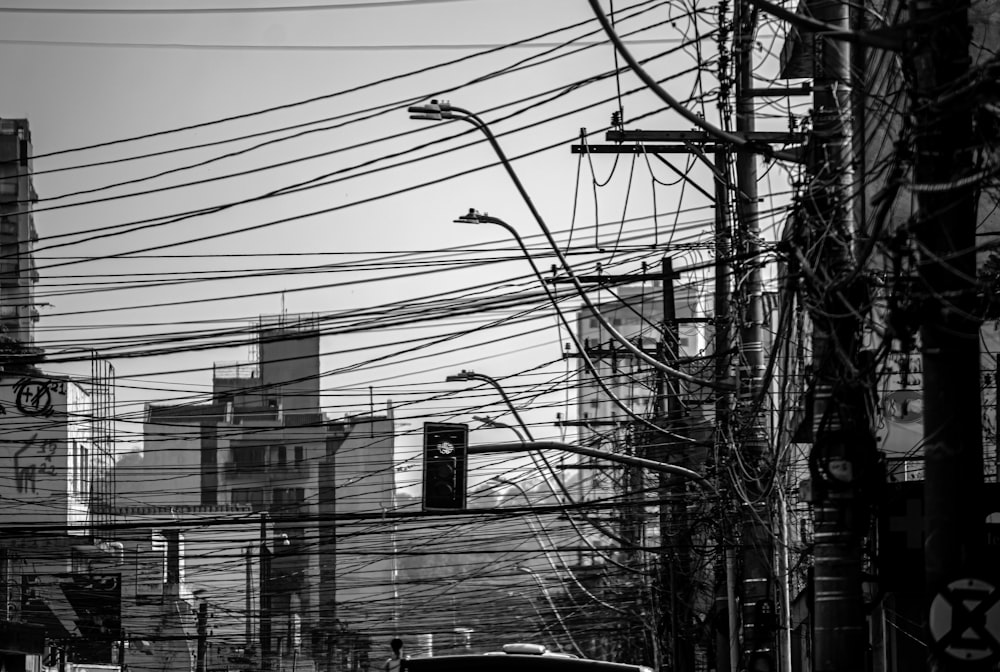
[732,2,777,670]
[197,602,208,672]
[260,514,271,672]
[906,3,982,671]
[803,2,870,671]
[713,144,739,672]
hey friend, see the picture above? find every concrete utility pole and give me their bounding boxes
[802,1,869,672]
[571,127,801,672]
[657,257,694,672]
[732,2,777,670]
[713,144,737,672]
[196,601,209,672]
[906,3,983,671]
[260,514,272,672]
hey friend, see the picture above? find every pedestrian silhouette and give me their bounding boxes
[385,638,404,672]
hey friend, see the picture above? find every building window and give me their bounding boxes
[232,488,265,510]
[294,445,303,463]
[272,488,305,514]
[232,443,266,471]
[276,445,287,467]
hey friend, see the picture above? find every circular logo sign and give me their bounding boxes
[929,578,1000,662]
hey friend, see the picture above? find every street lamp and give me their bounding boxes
[452,209,702,448]
[470,439,714,492]
[447,366,712,489]
[495,476,624,613]
[515,564,584,656]
[446,369,535,441]
[473,415,525,444]
[408,100,729,393]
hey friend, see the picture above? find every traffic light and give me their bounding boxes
[422,422,468,511]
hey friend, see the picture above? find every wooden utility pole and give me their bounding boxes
[906,2,984,671]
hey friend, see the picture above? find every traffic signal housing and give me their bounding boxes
[422,422,468,511]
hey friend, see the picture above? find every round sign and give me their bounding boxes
[929,578,1000,662]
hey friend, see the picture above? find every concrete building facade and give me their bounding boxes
[120,316,397,672]
[0,370,119,669]
[0,118,39,349]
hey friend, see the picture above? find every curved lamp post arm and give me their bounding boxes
[471,440,716,496]
[496,477,629,617]
[473,415,525,444]
[448,370,535,441]
[409,101,732,393]
[516,564,586,657]
[452,210,699,445]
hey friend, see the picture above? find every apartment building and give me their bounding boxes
[0,118,39,348]
[0,370,118,669]
[122,316,397,671]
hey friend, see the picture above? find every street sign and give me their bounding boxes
[929,578,1000,662]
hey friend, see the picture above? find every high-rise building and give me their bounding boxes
[0,118,39,348]
[576,282,710,439]
[123,315,397,671]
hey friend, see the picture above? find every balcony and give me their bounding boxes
[223,461,266,477]
[270,460,309,475]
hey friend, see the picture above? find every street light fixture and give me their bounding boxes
[446,367,711,489]
[446,369,535,442]
[472,415,525,444]
[515,564,584,656]
[471,439,712,491]
[408,101,729,393]
[453,209,700,447]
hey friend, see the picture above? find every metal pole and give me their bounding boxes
[467,440,712,487]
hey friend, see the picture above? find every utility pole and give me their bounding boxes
[801,2,870,672]
[572,127,801,672]
[196,601,209,672]
[732,2,778,671]
[659,256,694,672]
[906,2,983,671]
[246,545,253,649]
[261,514,272,672]
[712,144,738,672]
